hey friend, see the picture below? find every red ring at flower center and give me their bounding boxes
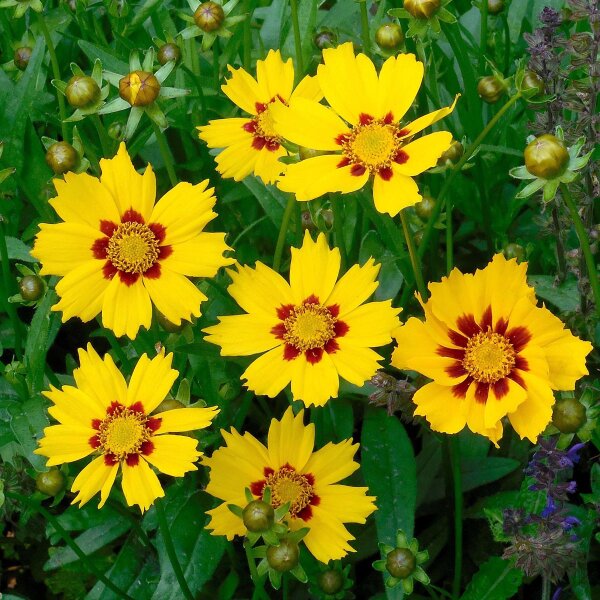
[243,97,286,152]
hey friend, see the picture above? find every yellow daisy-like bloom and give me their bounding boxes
[35,345,219,512]
[204,407,376,563]
[31,143,234,339]
[272,42,458,216]
[203,231,401,407]
[196,49,322,184]
[392,254,592,445]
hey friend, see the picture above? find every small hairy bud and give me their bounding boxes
[194,1,225,32]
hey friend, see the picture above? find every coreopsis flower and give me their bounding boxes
[392,254,592,444]
[197,49,322,185]
[35,345,219,512]
[31,143,233,339]
[203,407,376,563]
[203,231,401,407]
[272,42,457,216]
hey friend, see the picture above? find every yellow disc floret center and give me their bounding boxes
[342,120,403,172]
[107,222,160,274]
[256,106,278,140]
[463,332,516,383]
[265,467,314,517]
[96,407,151,461]
[283,304,335,351]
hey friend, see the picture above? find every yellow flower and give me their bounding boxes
[35,345,219,512]
[31,143,234,339]
[392,254,592,445]
[197,49,322,184]
[272,42,458,216]
[203,231,401,407]
[203,407,376,563]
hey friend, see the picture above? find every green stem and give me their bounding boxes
[560,183,600,316]
[244,540,269,600]
[541,576,551,600]
[449,437,463,600]
[479,0,488,72]
[37,12,68,141]
[243,0,253,72]
[7,492,133,600]
[93,114,112,157]
[332,196,347,272]
[359,0,371,54]
[445,198,454,275]
[273,195,296,272]
[418,93,523,261]
[151,121,178,187]
[502,16,510,74]
[213,39,221,94]
[290,0,304,77]
[399,210,427,299]
[0,218,23,358]
[156,500,195,600]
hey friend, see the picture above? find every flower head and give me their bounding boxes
[203,231,400,407]
[392,254,592,444]
[203,407,376,563]
[32,143,234,339]
[272,43,457,216]
[35,345,219,512]
[197,49,322,185]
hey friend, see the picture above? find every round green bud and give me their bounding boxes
[414,195,436,221]
[65,75,101,108]
[154,398,185,413]
[552,398,587,434]
[266,539,300,573]
[437,140,463,166]
[194,1,225,32]
[318,569,344,595]
[158,43,182,66]
[487,0,504,15]
[404,0,440,19]
[386,547,416,579]
[314,28,337,50]
[14,47,32,71]
[107,122,124,141]
[36,469,66,497]
[520,70,545,97]
[524,134,569,179]
[375,23,404,51]
[19,275,44,301]
[242,499,275,532]
[502,243,525,262]
[45,141,78,175]
[119,71,161,107]
[477,76,506,104]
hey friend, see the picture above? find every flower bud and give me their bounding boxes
[404,0,440,19]
[524,134,569,179]
[158,43,182,66]
[437,140,463,165]
[318,569,344,595]
[194,1,225,32]
[375,23,404,51]
[552,398,587,434]
[119,71,161,107]
[386,548,416,579]
[520,71,544,97]
[477,76,506,103]
[154,398,185,413]
[36,468,66,497]
[502,243,525,262]
[108,122,124,141]
[14,47,32,71]
[314,28,337,50]
[19,275,44,301]
[45,141,78,175]
[242,499,275,532]
[487,0,504,15]
[301,210,316,232]
[414,195,436,221]
[266,539,300,572]
[65,75,101,108]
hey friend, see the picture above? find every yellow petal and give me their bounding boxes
[290,231,340,304]
[101,275,152,339]
[402,95,459,137]
[317,484,376,524]
[127,351,178,414]
[329,342,384,387]
[267,407,314,471]
[164,232,234,278]
[303,438,359,486]
[157,406,219,433]
[377,53,423,122]
[143,266,206,326]
[290,352,340,407]
[150,180,216,245]
[32,222,99,276]
[121,458,165,513]
[303,508,356,563]
[372,169,421,215]
[342,301,401,347]
[197,118,254,148]
[290,73,323,102]
[241,345,295,398]
[256,49,294,102]
[463,384,504,445]
[99,142,156,220]
[222,65,265,114]
[213,139,263,182]
[206,501,246,540]
[413,382,467,434]
[35,424,94,465]
[394,131,453,177]
[71,455,119,508]
[252,144,288,184]
[144,434,200,477]
[45,385,105,428]
[326,258,380,316]
[484,377,527,429]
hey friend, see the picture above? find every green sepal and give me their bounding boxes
[515,178,545,199]
[509,165,537,180]
[401,576,414,594]
[542,179,560,203]
[385,576,400,588]
[290,564,308,583]
[372,559,386,571]
[413,566,430,584]
[227,503,243,517]
[268,568,282,589]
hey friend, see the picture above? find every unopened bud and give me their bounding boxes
[386,547,416,579]
[45,141,78,175]
[404,0,440,19]
[375,23,404,51]
[194,1,225,32]
[36,469,66,497]
[477,76,506,103]
[158,43,182,65]
[552,398,587,434]
[487,0,504,15]
[437,140,463,165]
[414,195,436,221]
[524,134,569,179]
[119,71,161,107]
[66,75,101,108]
[242,499,275,532]
[19,275,44,301]
[520,71,544,97]
[266,539,300,572]
[502,243,525,262]
[314,28,337,50]
[14,47,32,71]
[318,569,344,595]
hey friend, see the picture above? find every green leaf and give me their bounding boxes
[462,457,520,491]
[528,275,580,312]
[4,237,35,262]
[78,40,129,74]
[460,557,523,600]
[9,396,48,470]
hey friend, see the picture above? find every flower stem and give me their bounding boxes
[541,576,551,600]
[156,500,195,600]
[332,196,347,272]
[244,540,270,600]
[418,93,523,261]
[478,0,488,72]
[0,217,23,359]
[93,114,112,157]
[448,436,463,600]
[243,0,253,71]
[37,12,68,141]
[151,121,178,187]
[7,491,134,600]
[359,0,371,55]
[273,195,296,272]
[290,0,304,76]
[400,209,427,299]
[560,183,600,317]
